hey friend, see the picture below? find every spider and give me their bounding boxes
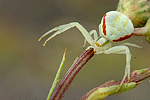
[38,11,141,91]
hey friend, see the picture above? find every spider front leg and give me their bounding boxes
[38,22,94,47]
[103,46,131,91]
[83,30,98,48]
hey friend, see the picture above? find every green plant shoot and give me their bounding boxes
[46,49,66,100]
[83,82,137,100]
[81,67,150,100]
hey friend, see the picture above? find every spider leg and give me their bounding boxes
[38,22,94,47]
[121,42,143,48]
[83,30,98,48]
[103,46,131,92]
[120,42,143,58]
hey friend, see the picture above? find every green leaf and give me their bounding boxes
[46,49,66,100]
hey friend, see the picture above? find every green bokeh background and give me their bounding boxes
[0,0,150,100]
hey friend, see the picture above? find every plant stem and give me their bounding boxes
[46,49,66,100]
[51,48,94,100]
[80,67,150,100]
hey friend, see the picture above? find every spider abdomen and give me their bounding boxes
[100,11,134,42]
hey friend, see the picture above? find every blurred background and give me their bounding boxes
[0,0,150,100]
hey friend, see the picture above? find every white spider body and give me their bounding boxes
[38,11,141,91]
[100,11,134,42]
[91,37,112,53]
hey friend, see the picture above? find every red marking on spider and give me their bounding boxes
[113,33,133,42]
[103,14,107,36]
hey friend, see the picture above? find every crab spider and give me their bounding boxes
[38,11,141,91]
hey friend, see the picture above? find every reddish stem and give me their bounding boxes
[133,28,147,36]
[51,48,94,100]
[80,67,150,100]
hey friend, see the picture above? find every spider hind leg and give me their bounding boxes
[103,45,131,92]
